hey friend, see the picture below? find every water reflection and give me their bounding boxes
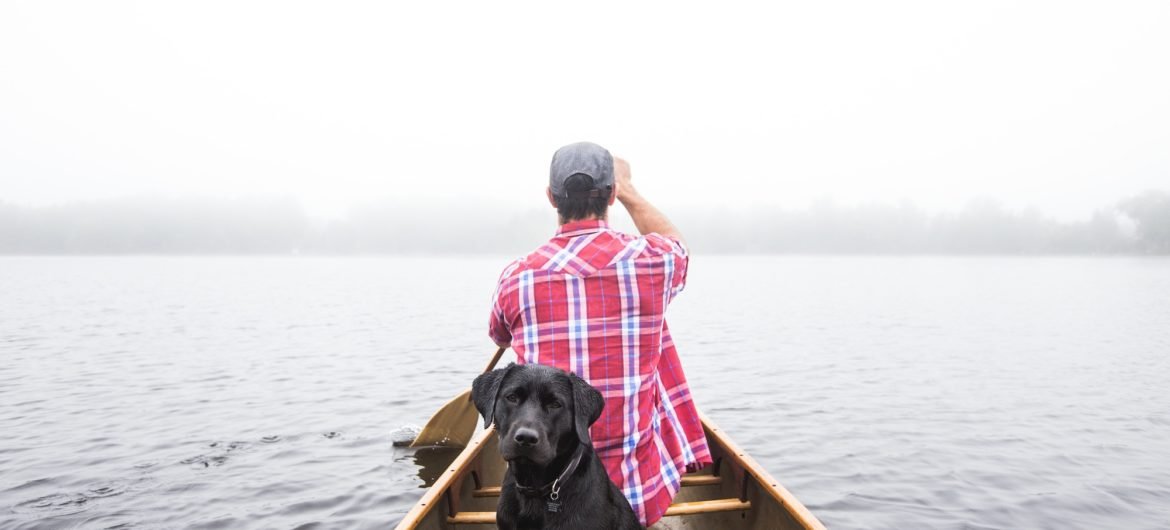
[407,445,464,488]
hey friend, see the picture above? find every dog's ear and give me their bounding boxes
[471,363,516,429]
[568,372,605,445]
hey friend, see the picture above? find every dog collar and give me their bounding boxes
[512,442,586,511]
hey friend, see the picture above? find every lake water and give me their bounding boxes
[1,256,1168,529]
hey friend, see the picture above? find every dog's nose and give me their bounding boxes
[513,428,539,446]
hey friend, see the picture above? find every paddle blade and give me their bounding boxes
[409,389,479,448]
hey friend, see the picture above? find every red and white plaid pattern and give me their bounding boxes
[489,219,712,526]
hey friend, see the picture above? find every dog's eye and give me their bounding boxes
[504,394,520,404]
[547,400,563,409]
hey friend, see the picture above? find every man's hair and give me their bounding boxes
[555,173,611,222]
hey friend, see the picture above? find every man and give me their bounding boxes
[488,142,712,526]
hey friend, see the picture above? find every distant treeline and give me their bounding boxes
[1,191,1168,255]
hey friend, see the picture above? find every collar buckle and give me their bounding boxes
[549,478,561,501]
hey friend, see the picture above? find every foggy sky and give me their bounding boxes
[2,1,1168,222]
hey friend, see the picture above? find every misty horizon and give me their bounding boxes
[3,189,1167,256]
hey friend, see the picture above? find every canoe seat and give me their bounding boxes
[471,486,500,498]
[678,474,723,487]
[471,474,721,497]
[663,498,751,517]
[447,498,750,524]
[447,511,496,524]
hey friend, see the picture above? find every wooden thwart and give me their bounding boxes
[471,474,723,498]
[679,474,723,487]
[663,498,752,517]
[447,512,497,524]
[448,498,751,525]
[471,486,500,498]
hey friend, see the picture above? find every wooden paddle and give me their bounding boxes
[408,345,508,448]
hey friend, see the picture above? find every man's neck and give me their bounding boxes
[557,214,607,226]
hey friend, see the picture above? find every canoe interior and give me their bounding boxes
[398,414,824,530]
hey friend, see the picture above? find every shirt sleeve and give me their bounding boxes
[488,295,511,346]
[488,264,516,347]
[647,233,689,303]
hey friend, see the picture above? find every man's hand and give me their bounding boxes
[614,156,637,203]
[611,156,684,244]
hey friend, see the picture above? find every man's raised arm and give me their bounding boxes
[613,157,685,244]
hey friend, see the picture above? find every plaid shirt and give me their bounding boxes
[488,219,712,526]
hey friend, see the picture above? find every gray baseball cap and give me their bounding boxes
[549,142,614,199]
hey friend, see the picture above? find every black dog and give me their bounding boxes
[472,363,642,530]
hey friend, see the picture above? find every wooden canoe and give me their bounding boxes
[394,411,826,530]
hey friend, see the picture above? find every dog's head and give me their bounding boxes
[471,363,605,466]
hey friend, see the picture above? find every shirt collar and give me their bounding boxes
[556,219,610,238]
